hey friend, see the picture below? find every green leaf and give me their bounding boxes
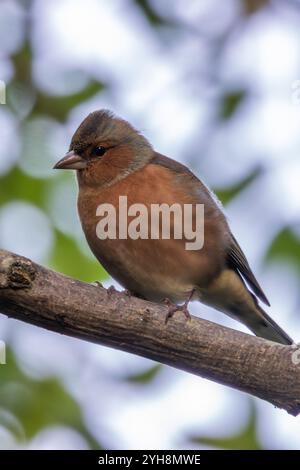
[0,167,71,212]
[47,229,108,282]
[125,364,162,384]
[215,166,262,205]
[33,81,105,122]
[11,40,105,122]
[0,408,25,441]
[134,0,173,26]
[265,227,300,271]
[219,90,247,120]
[0,167,48,209]
[189,402,262,450]
[11,41,32,85]
[0,348,101,448]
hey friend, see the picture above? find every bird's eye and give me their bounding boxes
[92,146,107,157]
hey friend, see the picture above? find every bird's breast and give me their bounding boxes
[77,163,226,302]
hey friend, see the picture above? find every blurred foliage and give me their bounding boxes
[0,0,299,451]
[215,166,262,205]
[0,348,101,449]
[219,90,247,120]
[48,230,107,281]
[189,402,262,450]
[33,80,104,123]
[125,364,162,384]
[11,42,105,122]
[0,1,109,446]
[134,0,172,26]
[242,0,270,15]
[0,168,47,208]
[266,228,300,272]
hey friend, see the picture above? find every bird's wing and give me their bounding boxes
[151,153,224,209]
[151,153,198,178]
[226,233,270,306]
[151,152,270,307]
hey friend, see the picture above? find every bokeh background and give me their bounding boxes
[0,0,300,450]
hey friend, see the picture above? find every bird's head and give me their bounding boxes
[54,110,153,187]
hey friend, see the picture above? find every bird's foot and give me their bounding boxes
[164,289,195,324]
[93,281,103,288]
[164,298,191,324]
[123,290,146,300]
[123,289,133,297]
[107,285,118,297]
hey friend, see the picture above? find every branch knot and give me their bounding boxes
[0,254,36,289]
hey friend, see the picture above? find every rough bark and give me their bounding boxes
[0,249,299,415]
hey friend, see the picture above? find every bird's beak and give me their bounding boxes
[53,151,87,170]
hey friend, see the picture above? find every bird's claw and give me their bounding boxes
[107,285,117,297]
[93,281,103,288]
[164,298,191,324]
[123,289,133,297]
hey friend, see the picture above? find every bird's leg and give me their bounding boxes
[164,289,195,324]
[123,289,147,300]
[123,289,133,297]
[107,285,118,297]
[93,281,103,288]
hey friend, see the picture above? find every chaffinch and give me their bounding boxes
[54,110,293,345]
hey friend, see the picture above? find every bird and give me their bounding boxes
[54,109,293,345]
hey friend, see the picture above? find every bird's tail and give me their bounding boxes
[246,293,293,345]
[203,269,294,346]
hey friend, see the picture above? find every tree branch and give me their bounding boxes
[0,249,299,415]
